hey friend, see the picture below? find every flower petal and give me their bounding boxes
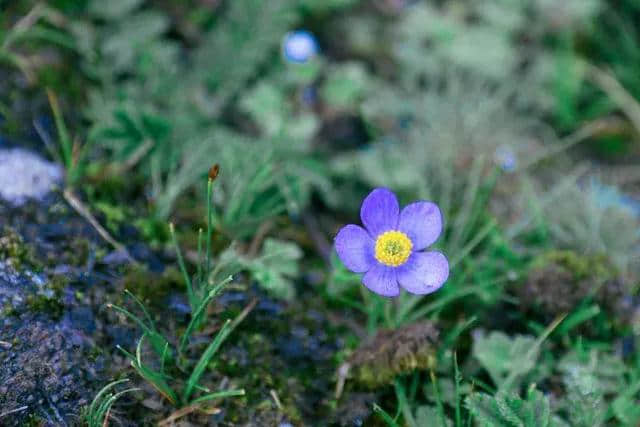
[360,188,400,238]
[398,201,443,250]
[334,224,375,273]
[396,251,449,295]
[362,263,400,297]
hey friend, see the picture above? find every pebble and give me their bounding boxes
[0,148,63,206]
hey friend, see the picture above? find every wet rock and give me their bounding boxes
[0,318,103,426]
[0,260,49,316]
[0,258,106,425]
[62,306,96,335]
[0,148,63,206]
[348,321,439,388]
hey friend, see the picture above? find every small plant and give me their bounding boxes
[108,171,248,410]
[465,385,561,427]
[85,379,139,427]
[41,89,91,187]
[0,3,74,83]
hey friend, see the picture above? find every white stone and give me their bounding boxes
[0,148,63,205]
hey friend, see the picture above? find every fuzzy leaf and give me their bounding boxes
[245,238,302,300]
[415,405,453,427]
[466,388,554,427]
[472,331,537,389]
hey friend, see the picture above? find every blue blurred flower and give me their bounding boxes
[494,145,518,172]
[282,30,318,64]
[588,177,640,218]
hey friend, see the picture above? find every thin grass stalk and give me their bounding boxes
[170,223,195,308]
[454,352,462,427]
[179,277,233,355]
[373,403,402,427]
[87,379,129,426]
[430,369,447,427]
[190,389,245,404]
[206,179,213,275]
[394,379,416,427]
[183,319,233,402]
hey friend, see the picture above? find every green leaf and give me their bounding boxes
[466,387,555,427]
[88,0,144,20]
[198,0,297,111]
[240,82,288,137]
[415,406,453,427]
[246,238,302,300]
[472,331,537,389]
[321,62,370,110]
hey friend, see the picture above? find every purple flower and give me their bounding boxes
[335,188,449,297]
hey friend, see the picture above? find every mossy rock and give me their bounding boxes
[518,250,625,317]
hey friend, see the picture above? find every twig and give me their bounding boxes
[158,403,221,426]
[588,64,640,136]
[233,297,259,327]
[63,188,137,264]
[302,211,332,263]
[0,406,28,419]
[335,363,350,400]
[506,163,591,240]
[270,389,283,411]
[247,220,274,257]
[197,297,258,339]
[107,139,155,177]
[522,117,626,170]
[33,117,59,162]
[604,164,640,185]
[3,3,45,49]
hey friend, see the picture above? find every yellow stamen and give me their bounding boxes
[374,230,412,267]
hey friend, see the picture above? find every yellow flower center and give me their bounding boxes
[374,230,413,267]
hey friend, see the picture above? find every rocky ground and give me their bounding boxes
[0,148,377,426]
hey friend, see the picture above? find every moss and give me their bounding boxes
[50,237,91,269]
[348,321,439,389]
[23,275,69,319]
[0,226,36,269]
[518,250,624,317]
[1,302,15,317]
[217,332,304,424]
[120,265,184,305]
[24,415,46,427]
[26,294,64,319]
[534,250,615,282]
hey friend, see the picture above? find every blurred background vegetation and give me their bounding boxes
[1,0,640,425]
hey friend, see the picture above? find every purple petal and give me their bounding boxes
[335,224,375,273]
[362,263,400,297]
[396,251,449,295]
[398,201,443,250]
[360,188,399,238]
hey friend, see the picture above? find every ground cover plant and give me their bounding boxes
[1,0,639,425]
